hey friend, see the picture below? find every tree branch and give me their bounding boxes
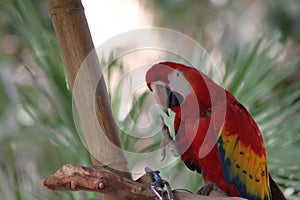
[40,164,154,200]
[40,164,246,200]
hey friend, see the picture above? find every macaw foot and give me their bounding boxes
[197,182,228,196]
[160,117,181,161]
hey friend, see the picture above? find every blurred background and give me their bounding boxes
[0,0,300,199]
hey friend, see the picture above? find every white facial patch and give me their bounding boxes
[167,70,192,99]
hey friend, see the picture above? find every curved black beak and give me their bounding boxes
[166,87,184,109]
[152,84,184,116]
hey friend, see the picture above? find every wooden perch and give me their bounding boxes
[46,0,130,176]
[40,164,154,200]
[41,164,246,200]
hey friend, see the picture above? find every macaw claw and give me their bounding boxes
[160,117,181,161]
[197,182,228,196]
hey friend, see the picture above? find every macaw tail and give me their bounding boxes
[270,175,286,200]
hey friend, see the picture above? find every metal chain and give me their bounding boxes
[145,167,174,200]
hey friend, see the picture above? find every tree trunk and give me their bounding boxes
[45,0,131,199]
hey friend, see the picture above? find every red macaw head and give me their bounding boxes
[146,62,226,116]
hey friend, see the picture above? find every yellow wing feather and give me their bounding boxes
[217,103,271,199]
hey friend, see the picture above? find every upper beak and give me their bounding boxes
[152,84,170,116]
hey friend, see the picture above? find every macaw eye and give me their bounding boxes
[165,86,184,108]
[174,69,182,77]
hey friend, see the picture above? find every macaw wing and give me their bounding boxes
[217,103,271,200]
